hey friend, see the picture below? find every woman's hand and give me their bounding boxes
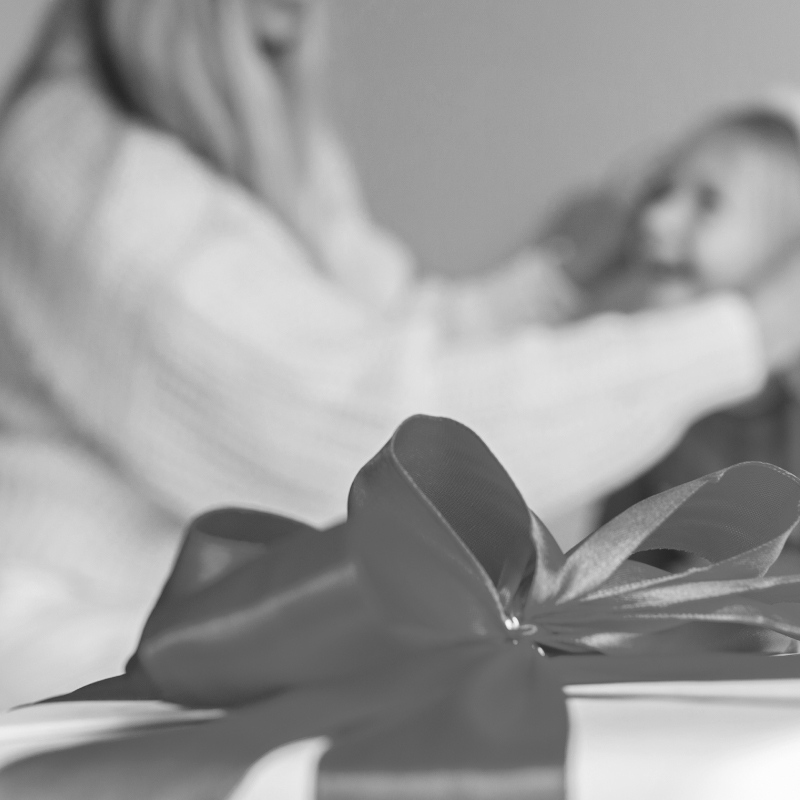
[534,185,635,287]
[439,248,586,340]
[98,0,322,239]
[496,247,586,326]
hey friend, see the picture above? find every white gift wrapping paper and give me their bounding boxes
[3,681,800,800]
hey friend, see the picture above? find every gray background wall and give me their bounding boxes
[6,1,800,274]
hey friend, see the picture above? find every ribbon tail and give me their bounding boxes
[0,644,566,800]
[320,645,567,800]
[0,673,416,800]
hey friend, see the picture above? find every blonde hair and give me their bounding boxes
[641,109,800,207]
[18,0,326,244]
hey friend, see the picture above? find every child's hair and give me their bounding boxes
[637,109,800,225]
[709,109,800,158]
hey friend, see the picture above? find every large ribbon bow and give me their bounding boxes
[5,415,800,800]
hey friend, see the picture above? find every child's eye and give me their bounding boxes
[696,185,720,213]
[646,181,674,204]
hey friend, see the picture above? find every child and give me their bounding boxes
[536,97,800,563]
[623,107,800,309]
[538,103,800,315]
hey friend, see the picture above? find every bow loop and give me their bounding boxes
[349,416,538,642]
[546,478,705,605]
[137,512,403,706]
[523,462,800,654]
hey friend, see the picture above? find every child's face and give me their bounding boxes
[637,129,800,295]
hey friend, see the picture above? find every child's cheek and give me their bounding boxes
[647,277,703,308]
[693,226,765,290]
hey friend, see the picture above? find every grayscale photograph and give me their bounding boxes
[0,2,799,798]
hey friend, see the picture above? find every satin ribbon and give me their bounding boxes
[4,414,800,799]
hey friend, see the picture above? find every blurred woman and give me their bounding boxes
[1,0,799,705]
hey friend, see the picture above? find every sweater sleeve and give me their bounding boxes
[0,77,767,526]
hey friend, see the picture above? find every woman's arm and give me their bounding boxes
[0,76,767,526]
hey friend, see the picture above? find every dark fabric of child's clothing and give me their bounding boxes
[601,377,800,569]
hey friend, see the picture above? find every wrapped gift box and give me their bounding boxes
[5,417,800,799]
[565,678,800,800]
[3,679,800,800]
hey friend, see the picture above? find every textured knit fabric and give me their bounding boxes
[0,38,768,704]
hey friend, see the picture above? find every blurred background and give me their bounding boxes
[6,0,800,274]
[3,0,800,715]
